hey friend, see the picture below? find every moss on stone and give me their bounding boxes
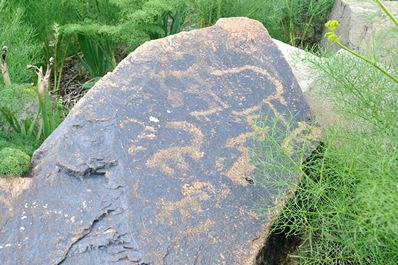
[0,147,31,177]
[0,130,40,156]
[0,130,40,178]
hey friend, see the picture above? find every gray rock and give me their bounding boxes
[321,0,398,64]
[273,39,319,93]
[0,18,317,264]
[273,39,340,130]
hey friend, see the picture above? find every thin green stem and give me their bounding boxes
[216,0,222,19]
[375,0,398,27]
[300,14,314,47]
[336,42,398,84]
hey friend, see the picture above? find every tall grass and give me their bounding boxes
[254,45,398,264]
[0,0,40,84]
[192,0,335,47]
[13,0,80,59]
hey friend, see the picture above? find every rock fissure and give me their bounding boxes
[57,209,115,265]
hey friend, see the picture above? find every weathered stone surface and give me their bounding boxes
[0,18,316,264]
[321,0,398,64]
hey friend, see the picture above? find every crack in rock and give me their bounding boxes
[56,159,118,179]
[57,209,115,265]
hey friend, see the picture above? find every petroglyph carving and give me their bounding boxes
[212,65,288,124]
[225,132,255,186]
[156,182,230,224]
[127,118,158,155]
[146,121,204,175]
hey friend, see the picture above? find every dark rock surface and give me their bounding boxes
[0,18,317,264]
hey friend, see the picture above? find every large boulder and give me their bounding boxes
[0,18,317,264]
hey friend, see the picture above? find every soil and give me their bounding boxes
[256,229,301,265]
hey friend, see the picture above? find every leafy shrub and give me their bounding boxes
[0,147,31,177]
[254,35,398,265]
[190,0,335,47]
[0,130,39,156]
[0,84,38,127]
[12,0,81,59]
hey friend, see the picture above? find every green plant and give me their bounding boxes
[215,0,335,47]
[0,147,31,177]
[0,84,38,130]
[12,0,81,60]
[255,72,397,263]
[0,0,40,84]
[255,4,398,262]
[0,130,40,155]
[52,23,72,93]
[55,0,187,78]
[0,107,39,138]
[61,0,188,53]
[325,20,398,84]
[375,0,398,27]
[29,61,65,139]
[38,93,64,140]
[74,33,116,78]
[189,0,224,28]
[154,5,186,38]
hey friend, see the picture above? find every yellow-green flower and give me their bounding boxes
[325,20,340,31]
[325,32,340,43]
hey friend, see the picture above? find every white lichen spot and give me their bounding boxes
[24,203,28,208]
[80,220,83,224]
[149,116,159,123]
[82,201,87,209]
[70,216,75,223]
[166,110,172,114]
[20,216,27,220]
[4,244,11,248]
[64,214,68,218]
[144,133,156,139]
[42,204,48,209]
[23,237,29,241]
[19,227,25,232]
[0,245,3,249]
